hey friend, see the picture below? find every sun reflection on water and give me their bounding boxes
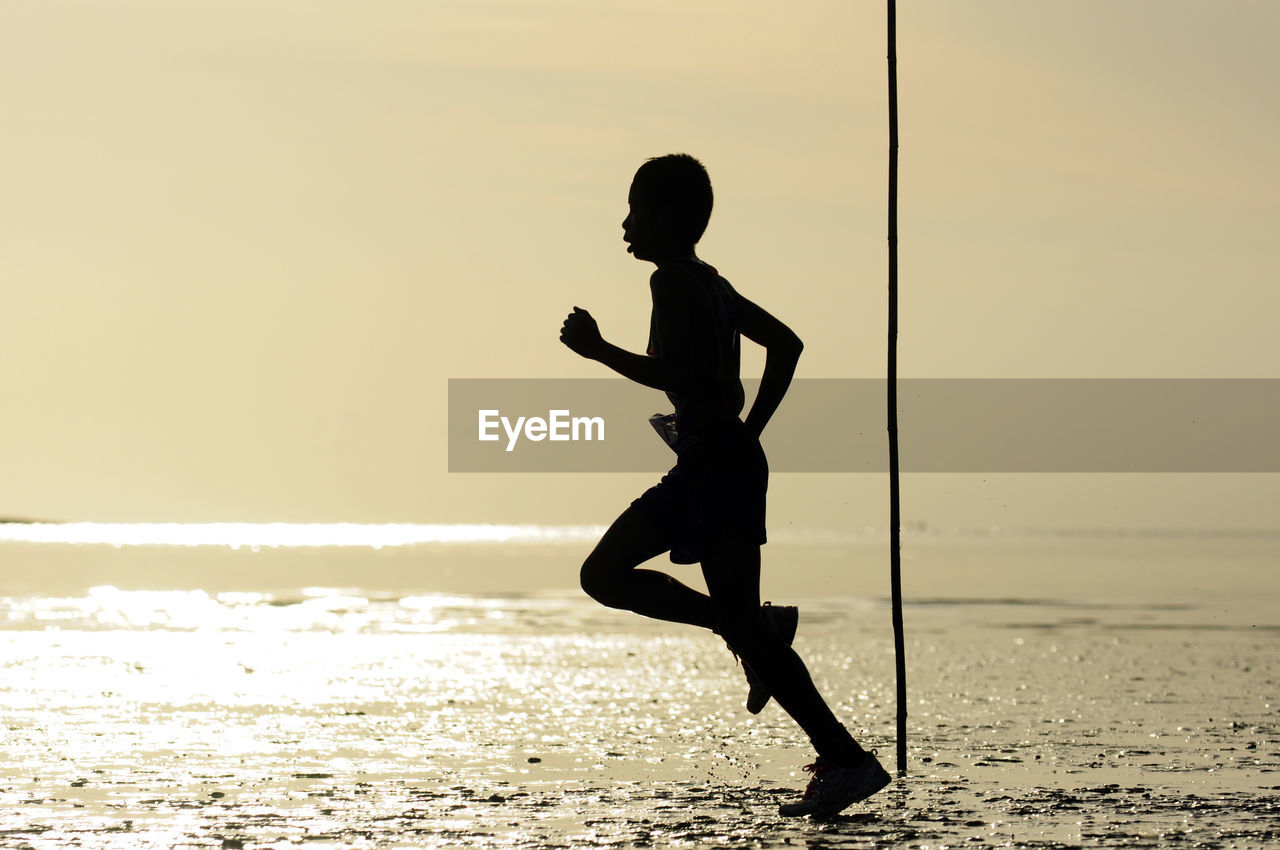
[0,522,608,548]
[1,584,643,637]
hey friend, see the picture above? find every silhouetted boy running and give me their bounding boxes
[560,154,890,817]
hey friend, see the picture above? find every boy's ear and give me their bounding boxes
[656,204,681,237]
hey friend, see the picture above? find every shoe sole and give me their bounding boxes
[745,603,799,714]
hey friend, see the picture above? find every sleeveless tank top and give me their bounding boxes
[645,259,746,435]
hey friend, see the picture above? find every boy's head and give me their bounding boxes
[624,153,713,260]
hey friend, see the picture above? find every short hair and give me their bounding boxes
[634,153,714,245]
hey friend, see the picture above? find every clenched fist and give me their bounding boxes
[560,307,604,359]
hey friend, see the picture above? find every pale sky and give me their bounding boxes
[2,1,1277,529]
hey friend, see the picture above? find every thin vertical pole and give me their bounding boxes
[887,0,907,777]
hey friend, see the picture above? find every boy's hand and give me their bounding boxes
[560,306,604,359]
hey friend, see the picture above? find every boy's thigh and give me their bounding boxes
[699,535,762,617]
[583,503,673,574]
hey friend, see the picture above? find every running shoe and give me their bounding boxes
[778,752,891,818]
[743,601,799,714]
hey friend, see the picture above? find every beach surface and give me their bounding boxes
[2,536,1278,848]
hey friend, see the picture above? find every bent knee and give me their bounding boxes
[579,557,622,607]
[578,560,603,598]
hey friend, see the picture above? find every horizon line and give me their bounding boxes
[0,521,1277,549]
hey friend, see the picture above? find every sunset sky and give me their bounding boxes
[3,1,1277,530]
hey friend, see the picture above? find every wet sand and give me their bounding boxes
[1,537,1277,848]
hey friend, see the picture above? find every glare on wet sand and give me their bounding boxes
[1,537,1278,848]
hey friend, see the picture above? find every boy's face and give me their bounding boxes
[622,178,670,262]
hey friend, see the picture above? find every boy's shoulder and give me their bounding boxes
[647,264,685,299]
[649,261,740,337]
[649,259,729,293]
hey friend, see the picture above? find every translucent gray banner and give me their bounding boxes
[448,379,1280,472]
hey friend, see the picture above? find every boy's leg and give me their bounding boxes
[580,504,717,629]
[701,538,865,766]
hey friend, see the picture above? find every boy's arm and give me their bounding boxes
[736,293,803,437]
[559,269,693,393]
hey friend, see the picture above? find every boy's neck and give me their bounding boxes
[650,246,700,265]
